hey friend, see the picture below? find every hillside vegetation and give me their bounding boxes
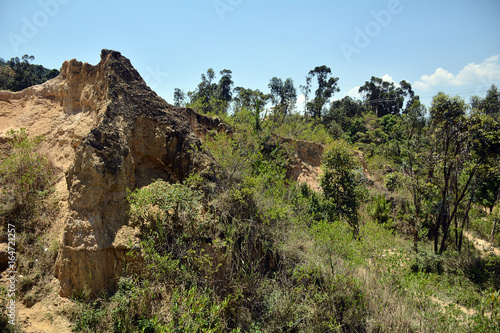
[1,60,500,332]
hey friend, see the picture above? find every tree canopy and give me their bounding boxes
[303,65,340,119]
[358,77,417,117]
[0,55,59,91]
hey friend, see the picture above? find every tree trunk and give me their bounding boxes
[458,187,475,252]
[413,191,421,253]
[492,218,498,242]
[458,218,465,252]
[434,215,440,253]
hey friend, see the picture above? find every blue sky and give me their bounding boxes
[1,0,499,111]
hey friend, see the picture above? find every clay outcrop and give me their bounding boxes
[0,50,226,297]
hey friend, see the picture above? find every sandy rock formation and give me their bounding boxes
[274,135,368,192]
[273,135,325,191]
[0,50,226,298]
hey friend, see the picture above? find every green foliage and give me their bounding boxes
[367,193,393,227]
[252,100,269,137]
[232,87,270,112]
[411,251,444,274]
[262,266,367,332]
[273,114,333,144]
[323,96,366,141]
[186,68,233,114]
[128,180,204,255]
[358,77,416,117]
[202,132,257,185]
[72,301,106,332]
[385,172,402,192]
[268,77,297,119]
[0,55,59,91]
[474,290,500,331]
[167,286,240,333]
[320,140,364,232]
[0,128,54,228]
[0,129,58,329]
[312,220,361,268]
[65,83,500,331]
[471,84,500,117]
[475,176,500,212]
[173,87,186,106]
[303,65,340,118]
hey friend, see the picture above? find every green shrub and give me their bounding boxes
[72,302,106,332]
[167,286,240,333]
[367,193,392,227]
[385,172,402,192]
[320,140,364,233]
[311,219,362,271]
[0,128,54,229]
[410,251,444,274]
[128,180,204,254]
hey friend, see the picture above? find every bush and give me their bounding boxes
[367,193,392,226]
[128,180,204,255]
[0,128,54,229]
[410,251,444,274]
[320,140,364,232]
[0,128,58,317]
[385,172,402,192]
[167,286,239,332]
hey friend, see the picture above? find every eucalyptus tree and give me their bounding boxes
[427,93,500,253]
[233,87,270,112]
[303,66,340,119]
[268,77,297,119]
[187,68,233,114]
[358,76,415,117]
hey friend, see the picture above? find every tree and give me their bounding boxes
[304,66,340,119]
[299,76,312,114]
[471,84,500,118]
[320,140,363,234]
[475,176,500,213]
[427,93,500,253]
[323,96,366,138]
[358,76,408,117]
[268,77,297,119]
[399,99,428,252]
[216,69,233,106]
[400,80,420,115]
[188,68,217,112]
[0,60,15,89]
[173,88,186,106]
[1,55,59,91]
[187,68,233,114]
[233,87,270,112]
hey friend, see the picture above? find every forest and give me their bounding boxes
[1,58,500,332]
[0,55,59,92]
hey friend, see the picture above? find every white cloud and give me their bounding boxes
[346,86,361,99]
[295,93,306,113]
[415,55,500,91]
[381,74,394,83]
